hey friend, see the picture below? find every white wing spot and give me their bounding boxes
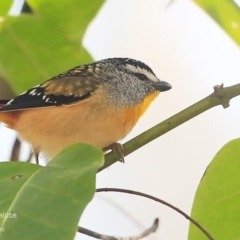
[42,95,46,100]
[6,99,14,105]
[46,98,50,102]
[29,89,37,95]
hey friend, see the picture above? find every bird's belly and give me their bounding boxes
[15,102,136,160]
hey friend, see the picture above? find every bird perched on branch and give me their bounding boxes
[0,58,171,163]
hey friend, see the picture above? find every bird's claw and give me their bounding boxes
[103,143,125,163]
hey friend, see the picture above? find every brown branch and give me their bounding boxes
[78,218,159,240]
[100,83,240,171]
[97,188,214,240]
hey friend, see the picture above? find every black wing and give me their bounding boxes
[0,74,100,112]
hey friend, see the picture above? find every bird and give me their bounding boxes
[0,58,171,163]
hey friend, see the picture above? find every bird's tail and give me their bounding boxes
[0,100,8,107]
[0,100,16,127]
[0,112,17,128]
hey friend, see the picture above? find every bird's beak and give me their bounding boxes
[152,80,172,92]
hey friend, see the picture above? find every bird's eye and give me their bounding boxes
[136,73,148,81]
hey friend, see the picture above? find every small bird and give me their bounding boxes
[0,58,171,162]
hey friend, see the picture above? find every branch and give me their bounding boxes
[97,188,214,240]
[78,218,159,240]
[100,83,240,171]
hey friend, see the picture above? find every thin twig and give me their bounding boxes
[78,218,159,240]
[100,83,240,171]
[97,188,214,240]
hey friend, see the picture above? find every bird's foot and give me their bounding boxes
[103,143,125,163]
[34,151,39,164]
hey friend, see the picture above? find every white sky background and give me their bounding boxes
[1,0,240,239]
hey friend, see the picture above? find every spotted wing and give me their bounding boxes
[0,74,100,112]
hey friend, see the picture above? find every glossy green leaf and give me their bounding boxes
[0,1,12,16]
[188,139,240,240]
[194,0,240,45]
[0,143,104,240]
[0,0,104,93]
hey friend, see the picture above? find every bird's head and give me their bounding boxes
[92,58,172,107]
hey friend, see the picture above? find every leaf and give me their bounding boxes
[0,143,104,240]
[188,139,240,240]
[0,0,104,93]
[193,0,240,45]
[0,1,12,16]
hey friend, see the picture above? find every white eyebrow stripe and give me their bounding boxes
[125,64,157,82]
[126,64,139,73]
[139,68,156,81]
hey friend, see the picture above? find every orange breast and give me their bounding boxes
[122,91,159,125]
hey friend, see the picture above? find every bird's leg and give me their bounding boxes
[34,151,39,165]
[103,142,125,163]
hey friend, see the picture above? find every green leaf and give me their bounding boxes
[193,0,240,45]
[0,0,104,93]
[188,139,240,240]
[0,143,104,240]
[0,1,12,16]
